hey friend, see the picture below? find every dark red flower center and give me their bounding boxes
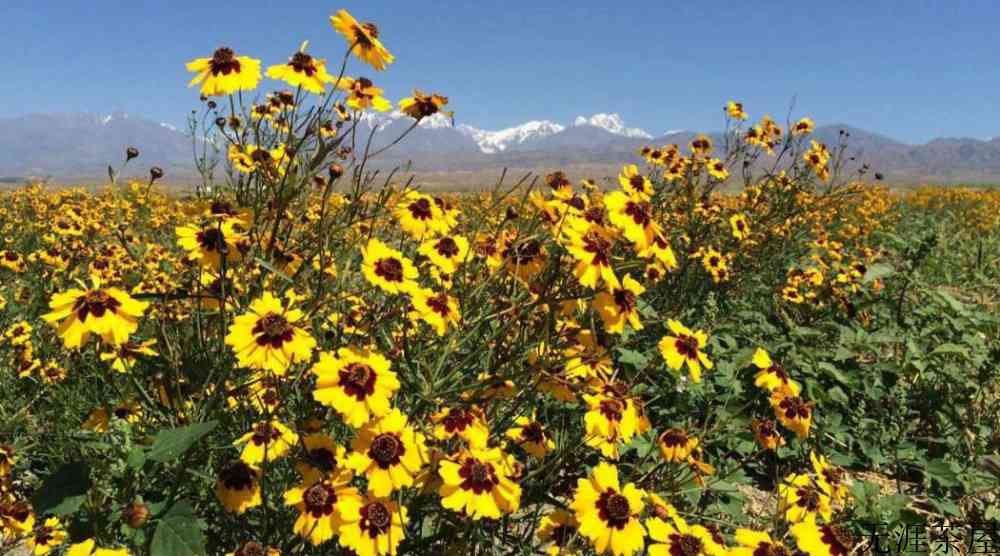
[374,257,404,282]
[672,533,705,556]
[360,501,392,537]
[289,52,318,76]
[624,201,652,227]
[408,198,434,220]
[435,237,460,258]
[339,363,376,400]
[220,461,257,491]
[74,290,121,321]
[369,433,404,469]
[659,429,689,448]
[210,47,241,76]
[674,334,700,360]
[303,482,336,517]
[252,313,294,348]
[820,525,854,556]
[614,288,636,312]
[596,490,631,529]
[458,458,498,494]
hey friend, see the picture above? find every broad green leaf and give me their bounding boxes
[32,461,91,516]
[863,262,894,283]
[147,421,218,463]
[150,500,207,556]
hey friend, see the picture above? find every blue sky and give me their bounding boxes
[2,0,997,143]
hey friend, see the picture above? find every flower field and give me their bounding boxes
[1,9,999,556]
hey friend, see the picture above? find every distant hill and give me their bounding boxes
[2,112,999,185]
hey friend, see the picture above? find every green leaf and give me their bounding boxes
[32,461,91,516]
[150,500,207,556]
[616,348,649,370]
[924,458,960,488]
[863,263,894,283]
[146,421,218,463]
[127,447,147,469]
[930,343,968,358]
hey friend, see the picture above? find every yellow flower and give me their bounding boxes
[779,473,832,523]
[505,413,555,458]
[726,100,748,121]
[431,406,489,448]
[361,238,420,294]
[438,446,521,520]
[266,47,336,94]
[330,10,394,71]
[42,277,148,349]
[657,428,698,463]
[770,388,814,438]
[793,117,816,135]
[337,496,407,556]
[537,509,580,556]
[810,451,850,504]
[571,462,646,556]
[605,191,660,252]
[312,346,399,428]
[618,165,653,198]
[409,288,461,336]
[394,191,448,239]
[657,320,713,383]
[751,418,785,451]
[646,514,727,556]
[225,292,316,375]
[284,468,360,546]
[563,221,619,291]
[751,348,801,395]
[175,219,244,270]
[731,529,790,556]
[706,158,729,181]
[339,76,392,112]
[790,518,855,556]
[730,213,750,240]
[297,433,349,478]
[399,90,450,120]
[0,444,14,476]
[214,460,261,514]
[593,274,645,334]
[186,47,261,97]
[64,539,129,556]
[99,339,158,373]
[346,409,428,497]
[234,420,299,465]
[583,390,639,458]
[0,500,35,538]
[25,516,67,556]
[418,234,469,274]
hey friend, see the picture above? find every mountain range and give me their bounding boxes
[2,111,999,185]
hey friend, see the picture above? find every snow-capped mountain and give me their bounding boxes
[574,113,652,139]
[457,121,565,154]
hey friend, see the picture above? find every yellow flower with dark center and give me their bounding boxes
[266,47,335,94]
[64,539,129,556]
[571,462,645,556]
[770,388,814,438]
[730,214,750,240]
[582,391,639,458]
[362,238,419,295]
[731,529,791,556]
[751,418,785,451]
[618,165,653,199]
[593,274,645,334]
[186,47,261,97]
[410,288,461,336]
[338,496,407,556]
[42,277,148,349]
[99,339,157,373]
[563,221,620,291]
[394,191,447,239]
[175,219,244,269]
[751,348,801,395]
[0,500,35,540]
[657,428,698,463]
[0,250,24,272]
[505,413,555,458]
[501,236,547,282]
[790,518,855,556]
[726,101,748,121]
[214,460,261,514]
[0,444,14,476]
[339,76,392,112]
[234,420,299,465]
[689,135,713,157]
[537,509,580,556]
[312,346,399,428]
[225,292,316,374]
[431,406,489,448]
[810,451,850,504]
[296,434,349,478]
[637,231,679,271]
[438,447,521,519]
[657,320,713,383]
[706,158,729,181]
[330,10,394,71]
[782,286,805,304]
[346,409,428,496]
[793,118,816,135]
[26,516,68,555]
[605,191,661,252]
[418,234,469,274]
[399,90,450,120]
[545,171,574,200]
[645,513,727,556]
[284,468,359,546]
[779,473,832,523]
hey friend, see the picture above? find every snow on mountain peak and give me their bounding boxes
[573,113,652,139]
[457,120,565,154]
